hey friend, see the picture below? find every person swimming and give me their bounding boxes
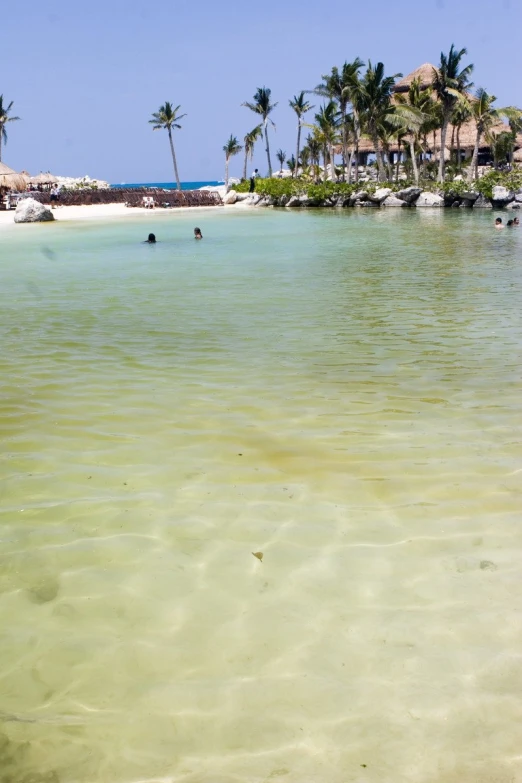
[495,218,504,229]
[514,217,520,226]
[144,233,156,243]
[194,227,203,239]
[507,220,514,227]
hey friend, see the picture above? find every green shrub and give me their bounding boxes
[476,169,522,199]
[230,180,250,193]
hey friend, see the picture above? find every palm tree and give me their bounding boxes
[314,59,364,180]
[394,78,432,185]
[149,102,186,190]
[432,45,474,182]
[242,87,277,176]
[242,125,262,181]
[0,95,21,162]
[360,62,402,182]
[223,135,243,188]
[276,148,286,174]
[286,155,297,176]
[289,92,314,178]
[448,102,471,170]
[467,90,521,181]
[485,130,514,169]
[312,102,340,181]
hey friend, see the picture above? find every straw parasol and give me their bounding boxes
[0,161,28,192]
[29,171,58,185]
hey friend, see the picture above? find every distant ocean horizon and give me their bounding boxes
[110,180,222,190]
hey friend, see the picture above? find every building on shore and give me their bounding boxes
[339,63,522,168]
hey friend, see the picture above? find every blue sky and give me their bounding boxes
[2,0,521,183]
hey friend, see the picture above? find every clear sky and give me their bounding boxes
[2,0,521,183]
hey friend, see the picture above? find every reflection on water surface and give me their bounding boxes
[0,209,521,782]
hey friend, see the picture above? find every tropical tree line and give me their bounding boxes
[149,44,521,189]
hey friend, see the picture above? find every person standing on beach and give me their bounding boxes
[50,184,60,209]
[249,168,259,193]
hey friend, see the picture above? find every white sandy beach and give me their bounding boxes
[0,201,249,228]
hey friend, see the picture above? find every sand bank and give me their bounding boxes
[0,201,247,228]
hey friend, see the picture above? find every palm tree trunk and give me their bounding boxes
[168,128,181,190]
[409,138,419,185]
[395,139,401,182]
[264,120,272,177]
[438,114,449,183]
[225,156,229,188]
[242,149,248,181]
[0,130,3,162]
[468,126,482,182]
[330,142,336,181]
[450,124,456,163]
[295,122,301,179]
[371,129,385,182]
[353,108,361,183]
[341,106,347,181]
[456,126,462,171]
[347,147,354,184]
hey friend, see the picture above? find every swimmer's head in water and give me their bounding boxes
[194,227,202,238]
[495,218,502,225]
[147,233,156,243]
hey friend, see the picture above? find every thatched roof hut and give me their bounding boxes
[334,63,522,160]
[393,63,437,93]
[0,162,28,192]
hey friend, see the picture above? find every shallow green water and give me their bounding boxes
[1,208,521,783]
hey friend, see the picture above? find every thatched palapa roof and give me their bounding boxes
[334,63,522,157]
[0,161,28,192]
[393,63,437,93]
[29,172,58,184]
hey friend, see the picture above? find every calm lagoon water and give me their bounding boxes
[1,208,521,783]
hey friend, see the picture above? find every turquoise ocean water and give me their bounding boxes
[110,180,221,190]
[0,207,521,782]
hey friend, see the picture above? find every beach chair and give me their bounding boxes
[142,196,155,209]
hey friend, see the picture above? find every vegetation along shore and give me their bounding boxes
[2,42,522,217]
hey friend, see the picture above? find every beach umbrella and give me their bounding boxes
[0,161,28,192]
[29,171,58,185]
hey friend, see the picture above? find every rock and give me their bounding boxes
[277,195,289,206]
[353,190,369,202]
[491,185,514,205]
[235,192,252,201]
[505,201,520,210]
[416,191,444,207]
[460,199,476,208]
[396,186,422,203]
[514,192,522,203]
[368,187,392,203]
[461,191,479,201]
[14,198,55,223]
[452,200,461,207]
[223,190,238,205]
[286,195,302,207]
[473,194,492,209]
[358,200,379,208]
[382,195,408,207]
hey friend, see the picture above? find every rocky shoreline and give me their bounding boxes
[223,184,522,210]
